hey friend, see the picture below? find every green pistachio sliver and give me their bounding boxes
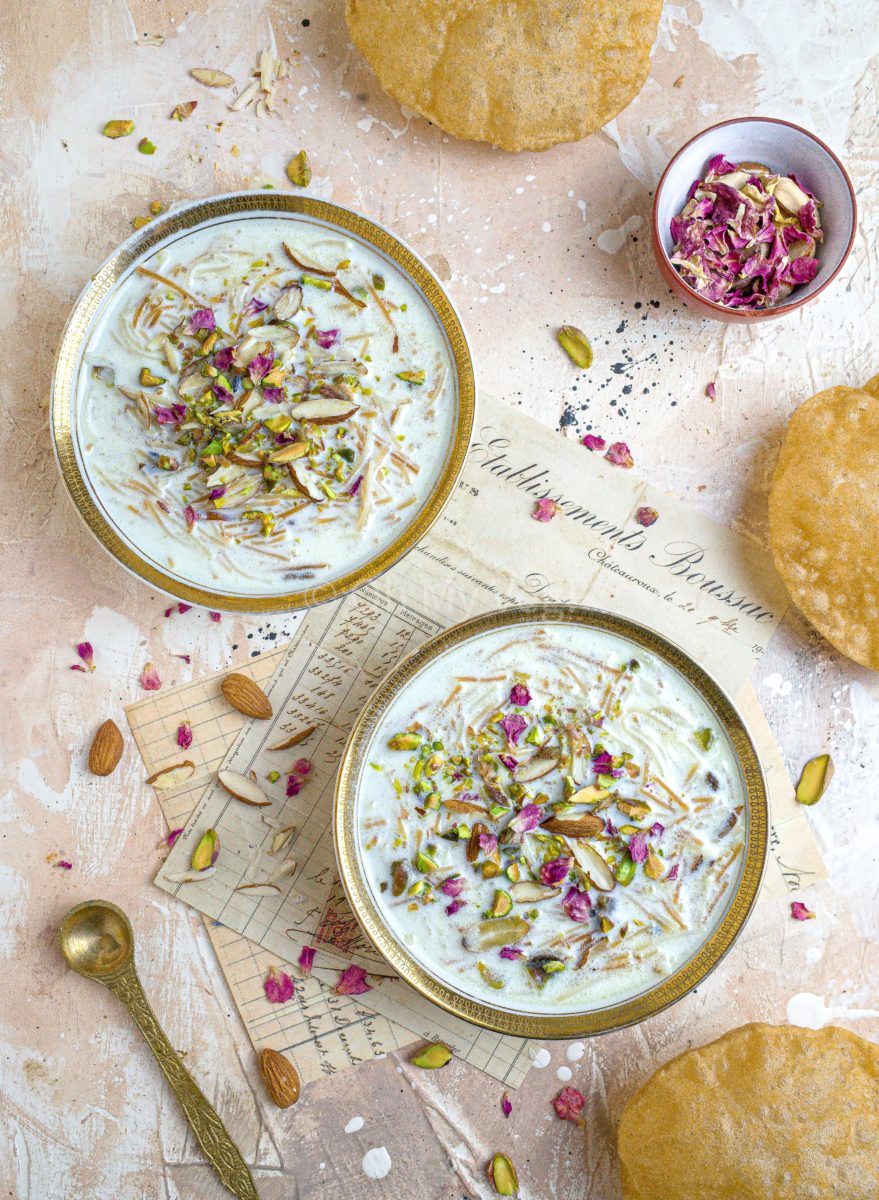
[103,119,134,139]
[557,324,593,369]
[615,852,636,886]
[694,727,714,751]
[286,149,312,188]
[191,828,219,871]
[388,732,420,750]
[396,369,426,385]
[301,272,332,290]
[138,137,157,155]
[490,1153,519,1196]
[415,851,438,873]
[412,1042,453,1069]
[795,754,834,805]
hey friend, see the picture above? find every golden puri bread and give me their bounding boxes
[769,379,879,670]
[345,0,664,152]
[618,1022,879,1200]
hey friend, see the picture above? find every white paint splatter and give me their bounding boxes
[556,1065,572,1082]
[345,1115,364,1133]
[362,1147,392,1180]
[532,1047,551,1068]
[566,1041,585,1062]
[541,221,552,233]
[786,992,879,1029]
[763,673,792,697]
[596,215,643,254]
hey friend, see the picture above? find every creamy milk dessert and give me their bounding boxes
[357,622,747,1014]
[77,215,456,596]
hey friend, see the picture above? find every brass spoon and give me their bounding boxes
[59,899,259,1200]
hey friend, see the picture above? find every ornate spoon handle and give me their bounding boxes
[109,966,259,1200]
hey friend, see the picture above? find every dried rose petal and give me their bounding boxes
[286,776,301,798]
[509,803,542,833]
[706,381,717,400]
[628,831,648,864]
[479,832,499,857]
[499,946,524,960]
[315,328,341,349]
[605,441,634,468]
[55,860,74,870]
[184,505,199,531]
[636,506,659,527]
[501,1093,513,1118]
[500,713,528,745]
[140,662,162,691]
[177,721,193,750]
[186,308,216,334]
[176,653,192,664]
[562,885,592,923]
[348,474,363,497]
[298,945,316,976]
[540,857,573,886]
[666,863,680,882]
[791,901,816,921]
[440,876,465,898]
[552,1086,587,1125]
[248,351,275,384]
[264,965,295,1004]
[165,602,193,618]
[446,899,466,916]
[509,683,531,706]
[532,497,562,522]
[649,822,665,838]
[498,754,517,772]
[243,297,268,319]
[213,346,237,371]
[605,818,618,836]
[292,758,311,776]
[335,964,372,995]
[581,433,606,452]
[166,827,184,848]
[591,749,622,778]
[209,611,221,622]
[71,641,96,673]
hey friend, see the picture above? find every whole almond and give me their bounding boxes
[221,673,272,720]
[88,719,124,776]
[259,1047,300,1108]
[541,814,605,838]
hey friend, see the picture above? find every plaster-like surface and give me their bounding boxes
[2,1,878,1196]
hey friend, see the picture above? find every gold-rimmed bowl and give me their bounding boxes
[50,192,476,613]
[334,605,768,1039]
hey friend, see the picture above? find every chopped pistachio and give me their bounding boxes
[191,827,219,871]
[171,100,198,121]
[388,732,420,751]
[266,770,281,783]
[489,1153,519,1196]
[132,215,152,229]
[412,1042,453,1069]
[149,200,164,215]
[557,325,593,369]
[488,889,513,918]
[477,961,505,990]
[482,861,501,880]
[286,149,312,188]
[103,119,135,139]
[139,367,166,387]
[396,369,426,386]
[415,851,438,873]
[795,754,834,806]
[694,727,714,751]
[301,272,332,290]
[644,847,664,880]
[138,137,157,155]
[615,853,636,886]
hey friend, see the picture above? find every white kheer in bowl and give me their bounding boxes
[51,194,475,611]
[335,606,767,1037]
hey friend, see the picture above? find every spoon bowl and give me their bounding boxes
[58,899,134,979]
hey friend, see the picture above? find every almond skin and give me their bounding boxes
[88,719,124,776]
[259,1047,300,1108]
[221,673,272,720]
[541,814,605,838]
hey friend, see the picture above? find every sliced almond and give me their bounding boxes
[514,750,561,783]
[267,859,297,885]
[274,284,303,321]
[289,397,359,425]
[218,769,271,807]
[268,827,296,856]
[235,882,281,896]
[444,796,489,814]
[269,725,316,751]
[463,916,530,952]
[147,760,196,789]
[190,67,235,87]
[570,841,615,891]
[282,243,334,277]
[568,784,611,805]
[287,465,322,501]
[269,442,309,464]
[164,866,216,884]
[221,672,273,720]
[508,881,561,903]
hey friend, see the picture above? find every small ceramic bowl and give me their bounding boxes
[652,116,857,323]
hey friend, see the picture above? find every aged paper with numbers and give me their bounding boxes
[133,391,824,1087]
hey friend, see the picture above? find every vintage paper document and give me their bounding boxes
[134,392,824,1085]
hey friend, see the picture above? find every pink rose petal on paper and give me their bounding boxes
[286,775,302,798]
[706,381,717,401]
[55,860,73,870]
[581,433,606,452]
[335,964,372,995]
[264,965,295,1004]
[500,713,528,745]
[177,721,193,750]
[71,641,95,673]
[532,497,562,522]
[187,308,216,333]
[552,1086,587,1125]
[628,831,648,864]
[140,662,162,691]
[605,441,634,468]
[165,602,193,618]
[510,803,542,834]
[501,1093,513,1118]
[636,506,659,527]
[209,611,221,622]
[562,886,592,923]
[176,654,192,664]
[292,758,311,776]
[509,683,531,706]
[540,857,573,886]
[298,945,316,976]
[166,827,184,848]
[440,876,465,898]
[791,901,816,921]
